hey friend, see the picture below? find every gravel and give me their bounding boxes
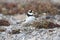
[0,14,60,40]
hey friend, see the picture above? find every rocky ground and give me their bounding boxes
[1,28,60,40]
[0,0,60,40]
[0,14,60,40]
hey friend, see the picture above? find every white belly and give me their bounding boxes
[25,16,36,23]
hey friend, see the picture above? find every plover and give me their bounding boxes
[23,10,36,24]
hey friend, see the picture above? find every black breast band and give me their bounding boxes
[27,13,33,17]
